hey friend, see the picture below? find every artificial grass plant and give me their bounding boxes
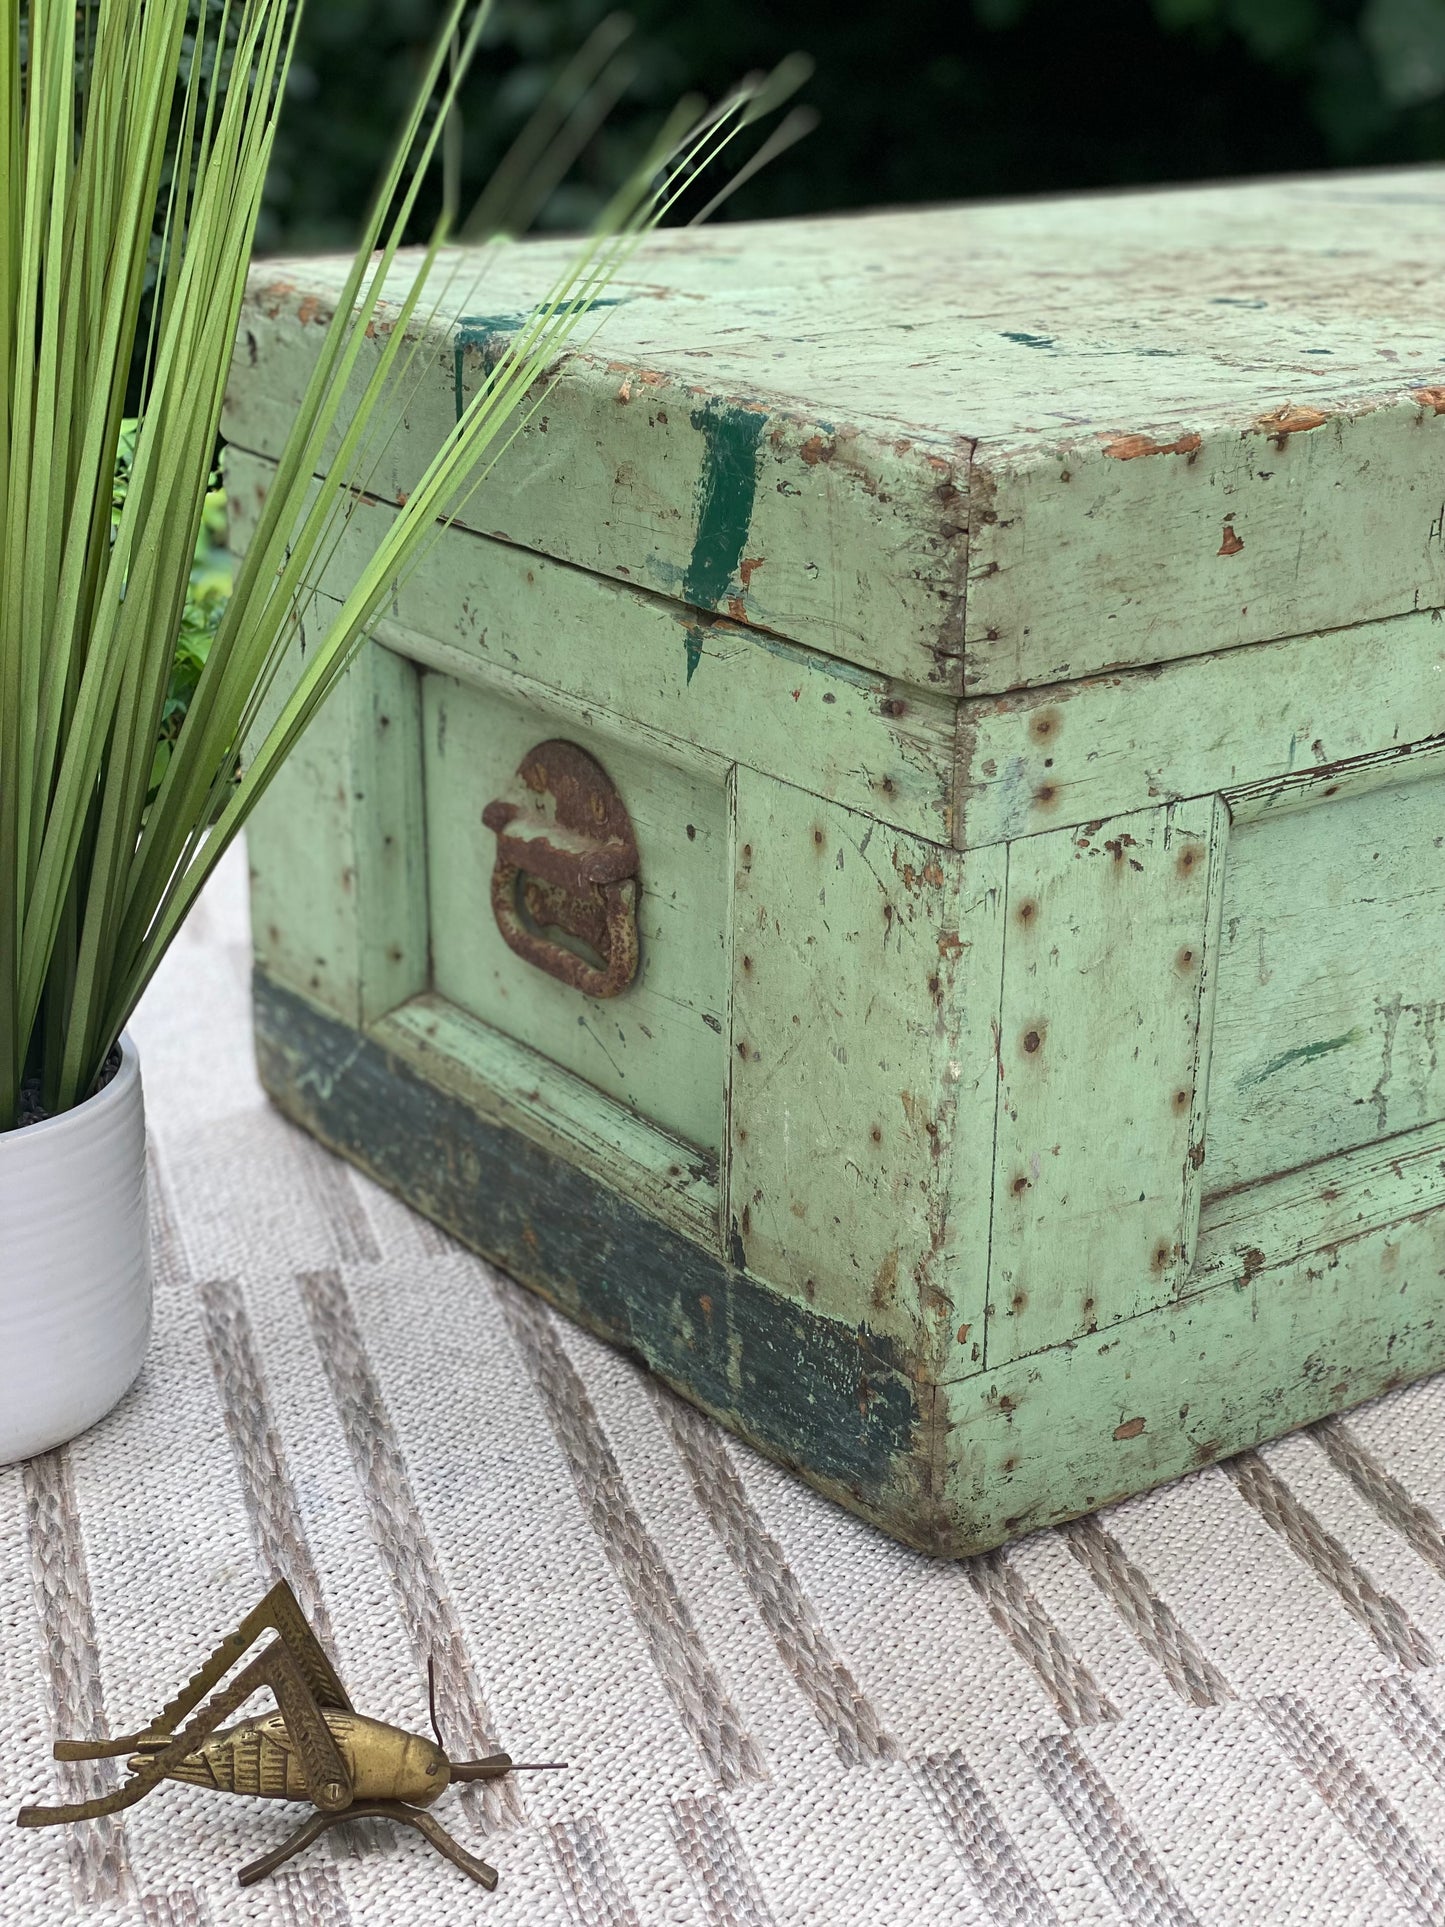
[1,0,802,1129]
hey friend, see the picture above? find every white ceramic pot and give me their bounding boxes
[0,1034,152,1464]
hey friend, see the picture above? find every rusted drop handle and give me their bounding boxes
[482,739,641,1000]
[487,857,639,998]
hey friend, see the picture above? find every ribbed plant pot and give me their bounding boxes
[0,1035,152,1464]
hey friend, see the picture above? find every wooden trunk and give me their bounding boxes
[223,170,1445,1556]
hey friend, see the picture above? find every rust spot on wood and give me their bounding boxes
[871,1250,900,1311]
[1022,1026,1044,1055]
[1101,430,1202,461]
[1413,387,1445,414]
[1015,898,1039,926]
[1241,1246,1267,1282]
[739,556,764,588]
[726,596,747,620]
[957,1324,970,1344]
[800,434,835,466]
[1218,522,1245,557]
[1113,1416,1146,1441]
[1176,846,1200,878]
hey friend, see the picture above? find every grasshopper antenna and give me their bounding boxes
[427,1656,444,1750]
[429,1657,568,1776]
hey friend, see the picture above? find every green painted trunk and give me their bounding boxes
[223,171,1445,1556]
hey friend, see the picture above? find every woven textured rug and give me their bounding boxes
[6,844,1445,1927]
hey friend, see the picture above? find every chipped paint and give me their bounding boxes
[1255,403,1329,442]
[1102,431,1202,461]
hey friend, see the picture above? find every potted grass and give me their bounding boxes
[0,0,801,1463]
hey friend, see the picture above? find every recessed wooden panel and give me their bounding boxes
[1203,772,1445,1197]
[422,672,729,1155]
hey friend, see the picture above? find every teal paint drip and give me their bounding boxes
[452,315,523,423]
[684,624,706,683]
[451,300,630,422]
[682,402,767,681]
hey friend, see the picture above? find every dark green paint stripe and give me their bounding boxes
[682,403,767,681]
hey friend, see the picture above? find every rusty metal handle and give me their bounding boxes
[482,740,641,1000]
[488,858,639,998]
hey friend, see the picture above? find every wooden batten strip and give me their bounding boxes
[956,618,1445,849]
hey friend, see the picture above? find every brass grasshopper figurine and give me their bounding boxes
[17,1580,563,1888]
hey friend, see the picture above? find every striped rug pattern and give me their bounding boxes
[5,844,1445,1926]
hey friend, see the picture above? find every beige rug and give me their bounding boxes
[6,843,1445,1926]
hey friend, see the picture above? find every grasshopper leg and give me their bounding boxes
[235,1800,500,1891]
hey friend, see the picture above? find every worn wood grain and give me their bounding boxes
[377,993,719,1249]
[225,447,959,844]
[1193,1117,1445,1289]
[243,618,367,1023]
[255,971,1445,1559]
[945,1203,1445,1552]
[728,772,1006,1382]
[224,170,1445,695]
[956,609,1445,848]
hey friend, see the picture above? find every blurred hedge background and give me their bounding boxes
[261,0,1445,250]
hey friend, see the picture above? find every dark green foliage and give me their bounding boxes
[262,0,1445,252]
[110,424,230,815]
